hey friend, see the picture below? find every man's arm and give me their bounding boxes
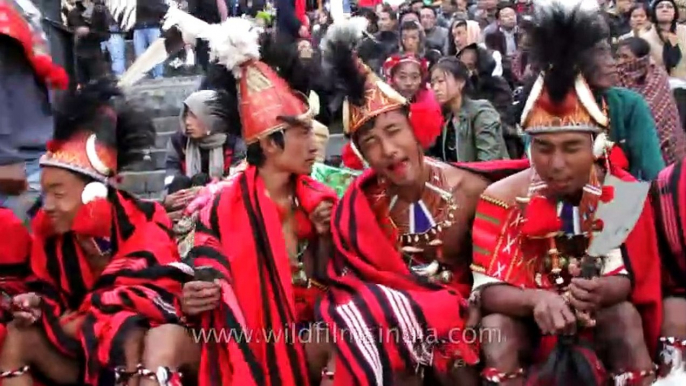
[481,285,538,317]
[597,275,631,307]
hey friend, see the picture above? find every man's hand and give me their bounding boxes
[532,290,576,335]
[568,277,602,313]
[164,189,196,211]
[75,26,90,37]
[181,281,221,316]
[12,293,42,327]
[309,201,333,236]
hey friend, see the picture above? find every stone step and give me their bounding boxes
[118,170,166,195]
[123,76,202,118]
[155,130,175,149]
[153,116,180,134]
[150,149,167,170]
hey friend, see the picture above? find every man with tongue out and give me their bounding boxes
[315,21,528,386]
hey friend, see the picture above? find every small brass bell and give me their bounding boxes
[292,264,308,287]
[438,270,453,283]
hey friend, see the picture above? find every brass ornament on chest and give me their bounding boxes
[291,262,309,287]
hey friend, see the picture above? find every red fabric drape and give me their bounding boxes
[318,159,528,385]
[29,190,187,383]
[192,166,337,386]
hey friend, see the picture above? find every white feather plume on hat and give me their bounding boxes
[201,18,261,78]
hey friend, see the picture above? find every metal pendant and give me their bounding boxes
[291,263,308,287]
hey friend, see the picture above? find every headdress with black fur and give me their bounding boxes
[41,80,155,182]
[527,0,609,103]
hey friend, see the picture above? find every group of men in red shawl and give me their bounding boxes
[0,1,685,386]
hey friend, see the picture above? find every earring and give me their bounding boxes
[82,181,108,204]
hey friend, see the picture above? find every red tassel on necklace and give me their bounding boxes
[600,186,614,203]
[520,196,562,238]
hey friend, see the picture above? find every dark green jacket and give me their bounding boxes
[429,98,510,163]
[603,87,665,180]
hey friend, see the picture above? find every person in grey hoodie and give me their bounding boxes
[163,89,246,214]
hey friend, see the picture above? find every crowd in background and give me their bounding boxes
[158,0,686,209]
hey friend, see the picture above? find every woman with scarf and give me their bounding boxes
[616,37,686,165]
[639,0,686,80]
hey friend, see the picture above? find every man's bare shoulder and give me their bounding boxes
[428,158,489,195]
[481,168,533,205]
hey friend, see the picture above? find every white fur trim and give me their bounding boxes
[309,91,321,116]
[593,132,614,159]
[342,99,351,134]
[520,74,544,127]
[81,182,108,205]
[575,76,609,127]
[86,134,111,176]
[201,18,260,77]
[349,141,369,168]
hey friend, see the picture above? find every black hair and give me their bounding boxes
[399,10,420,24]
[420,5,437,16]
[190,173,212,187]
[430,56,472,96]
[199,64,242,139]
[52,79,155,171]
[351,104,411,146]
[616,36,651,58]
[168,175,192,194]
[528,1,608,103]
[495,2,515,20]
[447,18,468,56]
[246,131,286,167]
[400,20,422,33]
[628,2,650,20]
[379,4,397,20]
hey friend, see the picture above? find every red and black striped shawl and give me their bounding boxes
[317,158,529,386]
[190,166,337,386]
[27,189,189,384]
[654,159,686,297]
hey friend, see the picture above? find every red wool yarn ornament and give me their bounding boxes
[409,100,443,150]
[520,196,562,237]
[607,146,629,170]
[600,186,614,203]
